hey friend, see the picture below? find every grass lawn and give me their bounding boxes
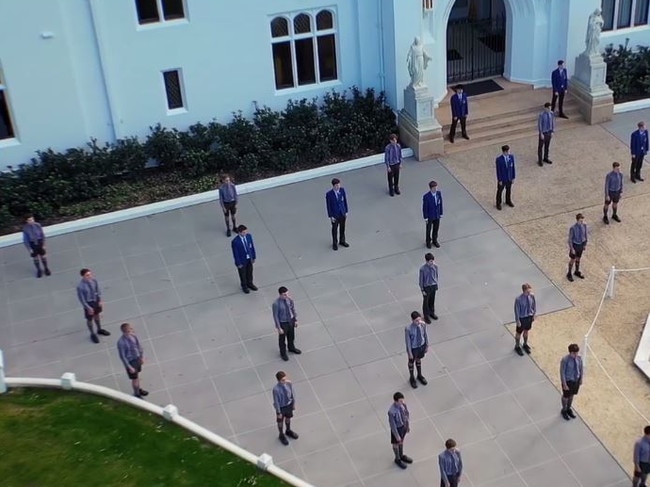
[0,388,289,487]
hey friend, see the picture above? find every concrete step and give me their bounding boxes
[438,79,533,104]
[441,104,581,134]
[443,118,587,154]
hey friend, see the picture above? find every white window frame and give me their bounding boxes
[135,0,188,29]
[0,68,18,145]
[603,0,650,31]
[269,8,341,94]
[161,68,187,115]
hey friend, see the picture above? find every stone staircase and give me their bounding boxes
[436,79,588,154]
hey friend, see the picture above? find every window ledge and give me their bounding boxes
[166,107,188,116]
[0,138,20,149]
[274,79,342,96]
[136,18,189,31]
[602,24,650,37]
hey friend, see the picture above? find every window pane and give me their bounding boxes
[135,0,160,24]
[294,14,312,34]
[271,17,289,37]
[617,0,633,28]
[295,38,316,85]
[317,34,338,81]
[316,10,334,30]
[162,0,185,20]
[602,0,615,30]
[0,90,15,139]
[163,70,184,109]
[635,0,650,24]
[272,42,294,89]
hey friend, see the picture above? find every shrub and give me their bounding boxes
[0,87,397,234]
[604,41,650,102]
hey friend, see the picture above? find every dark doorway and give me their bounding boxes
[446,0,506,83]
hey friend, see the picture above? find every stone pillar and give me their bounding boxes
[570,52,614,124]
[399,85,445,161]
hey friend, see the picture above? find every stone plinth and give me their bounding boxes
[399,85,444,160]
[570,52,614,125]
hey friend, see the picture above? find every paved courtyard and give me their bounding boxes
[0,156,630,487]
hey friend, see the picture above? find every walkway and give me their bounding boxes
[0,148,630,487]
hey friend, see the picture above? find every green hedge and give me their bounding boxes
[604,41,650,103]
[0,87,397,234]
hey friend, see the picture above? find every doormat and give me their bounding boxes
[461,79,504,97]
[447,49,463,61]
[479,34,505,53]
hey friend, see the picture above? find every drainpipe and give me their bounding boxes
[377,0,386,93]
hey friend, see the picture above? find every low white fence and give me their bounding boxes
[0,350,313,487]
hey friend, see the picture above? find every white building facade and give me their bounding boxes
[0,0,648,170]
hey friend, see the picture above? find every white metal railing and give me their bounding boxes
[0,351,313,487]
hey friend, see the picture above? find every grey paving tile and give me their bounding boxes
[297,345,349,378]
[124,251,166,277]
[185,403,234,438]
[490,354,548,391]
[10,293,54,323]
[298,271,344,299]
[497,425,558,471]
[450,362,508,403]
[311,369,365,409]
[537,416,599,456]
[203,343,252,376]
[323,311,374,342]
[471,326,517,361]
[432,405,491,446]
[345,431,395,478]
[564,443,629,487]
[512,380,563,422]
[351,357,405,397]
[362,467,417,487]
[166,259,212,285]
[213,367,265,403]
[312,290,360,319]
[426,314,470,344]
[403,417,445,454]
[363,302,409,333]
[175,278,222,305]
[115,362,166,394]
[289,410,340,456]
[158,353,209,388]
[347,281,395,311]
[100,277,136,303]
[384,273,418,301]
[223,391,274,435]
[136,288,181,315]
[472,392,532,436]
[431,336,486,373]
[160,241,203,267]
[243,336,282,366]
[64,349,114,381]
[83,257,128,282]
[473,473,526,487]
[144,308,190,338]
[102,297,140,324]
[167,377,221,413]
[130,267,173,295]
[150,330,200,360]
[326,398,385,443]
[230,308,275,341]
[250,261,297,288]
[337,335,388,367]
[298,444,360,487]
[254,358,308,388]
[462,438,516,484]
[416,375,468,415]
[452,304,501,333]
[292,322,334,352]
[521,457,581,487]
[235,425,298,464]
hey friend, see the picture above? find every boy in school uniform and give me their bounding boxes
[449,84,469,143]
[231,224,257,294]
[566,213,588,282]
[633,425,650,487]
[388,391,412,469]
[272,371,299,446]
[22,214,51,278]
[405,311,429,389]
[325,178,349,251]
[218,174,238,236]
[385,133,403,196]
[419,253,439,323]
[77,268,111,343]
[422,181,443,248]
[560,343,583,420]
[630,121,648,183]
[116,322,148,398]
[272,286,301,361]
[513,283,536,356]
[603,161,623,224]
[495,144,516,210]
[438,438,463,487]
[551,60,569,118]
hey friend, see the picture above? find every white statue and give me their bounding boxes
[585,8,604,56]
[407,37,431,88]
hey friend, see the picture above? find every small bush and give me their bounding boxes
[0,87,397,234]
[604,41,650,103]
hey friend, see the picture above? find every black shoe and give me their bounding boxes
[544,159,553,164]
[37,269,43,278]
[566,273,574,282]
[279,434,289,446]
[496,204,502,210]
[139,389,149,397]
[638,177,645,182]
[417,375,428,386]
[97,329,111,336]
[426,242,432,249]
[91,333,99,344]
[632,178,637,183]
[242,287,250,294]
[603,215,609,225]
[395,189,401,195]
[248,284,258,291]
[286,430,299,440]
[389,190,394,197]
[506,201,515,208]
[566,408,576,419]
[281,353,289,362]
[409,376,418,389]
[45,268,51,276]
[339,241,349,248]
[134,393,143,399]
[559,114,569,119]
[522,344,531,354]
[424,318,431,324]
[514,345,524,356]
[449,138,454,144]
[537,161,543,167]
[561,409,571,420]
[433,241,440,248]
[431,314,438,320]
[227,229,232,237]
[400,455,413,464]
[574,271,585,279]
[333,243,338,251]
[462,134,470,140]
[288,347,302,355]
[394,459,407,469]
[612,214,621,222]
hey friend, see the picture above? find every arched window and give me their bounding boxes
[270,10,338,90]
